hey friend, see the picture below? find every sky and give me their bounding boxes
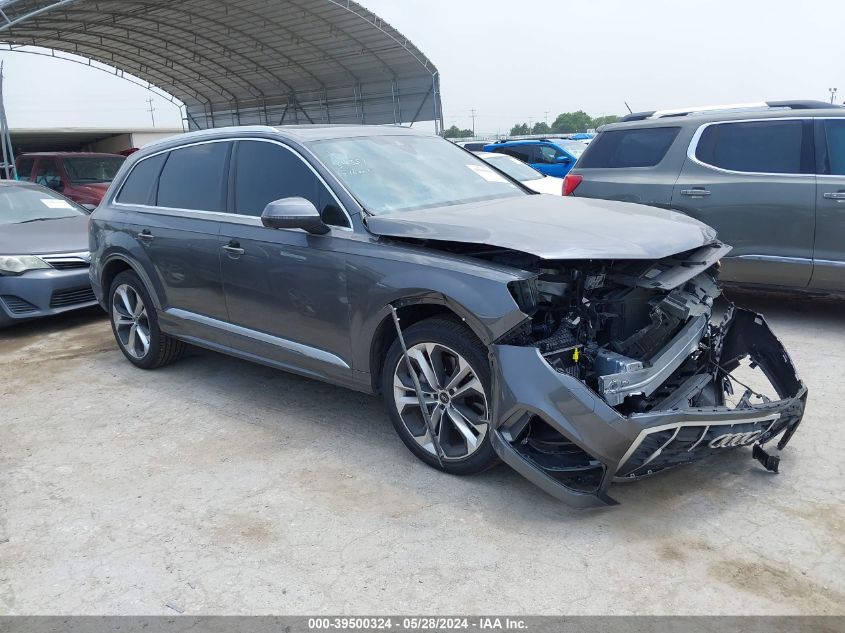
[0,0,842,135]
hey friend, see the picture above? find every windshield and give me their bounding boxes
[478,153,544,181]
[0,184,87,225]
[555,141,587,159]
[62,156,125,184]
[309,135,524,214]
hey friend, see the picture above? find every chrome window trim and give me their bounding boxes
[166,308,350,370]
[686,117,815,178]
[731,254,812,265]
[113,136,354,231]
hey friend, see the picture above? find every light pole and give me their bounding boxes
[830,88,838,104]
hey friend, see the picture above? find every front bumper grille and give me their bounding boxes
[1,294,39,314]
[41,253,91,270]
[50,286,96,308]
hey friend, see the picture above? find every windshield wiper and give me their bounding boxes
[17,217,55,224]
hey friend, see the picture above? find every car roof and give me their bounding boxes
[602,105,845,131]
[17,152,125,158]
[130,124,433,160]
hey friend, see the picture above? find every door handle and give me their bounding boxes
[823,192,845,202]
[137,230,154,243]
[222,243,245,257]
[680,189,711,197]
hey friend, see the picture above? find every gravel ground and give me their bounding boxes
[0,289,843,615]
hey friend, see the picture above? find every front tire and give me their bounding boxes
[108,270,185,369]
[382,317,499,475]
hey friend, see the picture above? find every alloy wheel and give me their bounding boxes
[393,342,489,460]
[112,284,151,359]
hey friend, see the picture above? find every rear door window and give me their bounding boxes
[116,153,167,205]
[820,119,845,175]
[497,144,534,163]
[577,127,680,168]
[694,119,811,174]
[156,142,231,211]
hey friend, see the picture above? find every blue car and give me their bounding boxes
[482,139,588,177]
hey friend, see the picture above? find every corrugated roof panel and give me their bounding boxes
[0,0,442,130]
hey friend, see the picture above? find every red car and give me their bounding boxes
[15,152,126,209]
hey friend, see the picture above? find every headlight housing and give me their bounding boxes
[0,255,51,275]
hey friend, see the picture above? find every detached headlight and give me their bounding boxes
[0,255,51,275]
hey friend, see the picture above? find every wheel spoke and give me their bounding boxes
[445,406,479,449]
[445,357,473,392]
[133,296,145,318]
[451,375,484,399]
[114,286,133,318]
[113,314,134,328]
[408,347,441,391]
[136,326,150,355]
[127,324,138,353]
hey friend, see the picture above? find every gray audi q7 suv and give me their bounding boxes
[89,125,807,507]
[566,100,845,294]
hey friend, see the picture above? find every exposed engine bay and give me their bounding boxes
[492,242,739,414]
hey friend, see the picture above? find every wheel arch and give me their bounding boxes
[367,297,488,395]
[100,254,162,310]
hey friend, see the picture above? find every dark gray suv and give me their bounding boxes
[89,125,806,507]
[567,100,845,293]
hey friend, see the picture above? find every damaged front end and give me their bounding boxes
[487,242,807,507]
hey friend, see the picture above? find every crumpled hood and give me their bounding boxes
[365,194,719,260]
[0,215,90,255]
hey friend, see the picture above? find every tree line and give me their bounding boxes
[442,111,620,139]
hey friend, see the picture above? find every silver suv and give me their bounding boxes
[567,100,845,293]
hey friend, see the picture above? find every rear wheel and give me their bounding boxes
[382,318,498,475]
[108,270,185,369]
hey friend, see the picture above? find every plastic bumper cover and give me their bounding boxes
[490,308,807,508]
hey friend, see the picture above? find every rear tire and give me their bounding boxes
[381,317,499,476]
[108,270,185,369]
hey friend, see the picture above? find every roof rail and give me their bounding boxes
[619,100,839,122]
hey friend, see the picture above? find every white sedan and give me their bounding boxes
[473,151,563,195]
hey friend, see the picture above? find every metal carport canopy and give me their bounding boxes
[0,0,443,131]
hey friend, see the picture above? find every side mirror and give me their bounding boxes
[261,197,329,235]
[555,155,572,164]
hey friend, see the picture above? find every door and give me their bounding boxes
[812,118,845,292]
[116,142,232,344]
[219,139,353,383]
[671,118,816,288]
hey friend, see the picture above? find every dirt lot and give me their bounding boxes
[1,290,843,615]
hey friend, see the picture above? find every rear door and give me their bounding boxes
[115,141,232,343]
[569,126,683,207]
[671,118,815,288]
[218,139,353,383]
[812,118,845,292]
